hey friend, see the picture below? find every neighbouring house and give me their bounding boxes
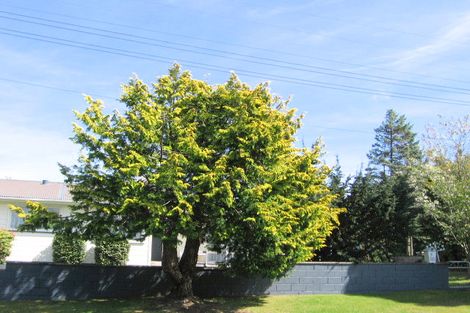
[0,179,224,266]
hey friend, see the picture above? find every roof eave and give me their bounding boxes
[0,197,73,204]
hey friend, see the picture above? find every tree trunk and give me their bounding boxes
[173,273,194,298]
[161,237,200,299]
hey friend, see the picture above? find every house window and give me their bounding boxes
[10,207,60,231]
[10,207,29,230]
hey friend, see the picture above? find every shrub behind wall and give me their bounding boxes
[52,233,86,264]
[95,238,130,266]
[0,229,14,264]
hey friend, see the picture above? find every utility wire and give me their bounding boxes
[0,75,459,140]
[2,10,470,95]
[1,28,470,107]
[0,77,116,100]
[0,78,374,135]
[1,4,470,86]
[0,77,376,136]
[309,126,371,134]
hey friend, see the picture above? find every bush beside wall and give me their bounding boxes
[0,229,14,264]
[94,238,130,266]
[52,233,86,264]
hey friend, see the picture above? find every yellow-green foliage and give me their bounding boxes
[0,229,14,264]
[23,65,343,279]
[10,201,60,232]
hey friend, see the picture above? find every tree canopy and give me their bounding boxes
[416,115,470,261]
[14,65,342,297]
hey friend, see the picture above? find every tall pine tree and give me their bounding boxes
[367,109,423,257]
[368,109,422,176]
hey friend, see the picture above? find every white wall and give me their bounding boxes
[7,232,54,262]
[6,232,152,265]
[0,204,8,229]
[1,200,152,266]
[128,237,152,266]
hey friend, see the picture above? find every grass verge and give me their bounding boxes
[0,290,469,313]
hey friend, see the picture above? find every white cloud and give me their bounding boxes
[392,13,470,68]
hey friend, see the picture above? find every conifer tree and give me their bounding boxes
[366,109,423,257]
[13,65,342,298]
[315,157,348,261]
[331,110,424,261]
[368,109,422,176]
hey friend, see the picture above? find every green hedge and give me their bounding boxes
[52,233,86,264]
[94,238,130,266]
[0,229,14,264]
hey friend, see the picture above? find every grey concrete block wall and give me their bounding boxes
[194,263,448,296]
[0,262,448,300]
[0,262,172,300]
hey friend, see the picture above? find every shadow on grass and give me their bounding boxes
[348,290,470,308]
[0,296,267,313]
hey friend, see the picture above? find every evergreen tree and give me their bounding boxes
[366,109,423,257]
[12,65,342,298]
[368,109,422,176]
[315,157,348,261]
[329,110,425,262]
[333,170,397,262]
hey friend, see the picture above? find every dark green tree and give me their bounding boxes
[315,157,348,261]
[325,110,426,262]
[331,170,397,262]
[368,109,422,176]
[366,110,424,257]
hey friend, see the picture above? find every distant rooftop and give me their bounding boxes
[0,179,72,202]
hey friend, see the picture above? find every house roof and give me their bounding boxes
[0,179,72,202]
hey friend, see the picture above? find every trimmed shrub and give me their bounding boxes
[0,229,14,264]
[52,233,86,264]
[94,238,130,266]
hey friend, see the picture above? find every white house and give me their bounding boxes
[0,179,224,266]
[0,179,157,266]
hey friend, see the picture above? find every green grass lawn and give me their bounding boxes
[450,271,470,287]
[0,290,469,313]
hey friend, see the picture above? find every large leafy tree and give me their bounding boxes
[416,115,470,261]
[15,65,341,298]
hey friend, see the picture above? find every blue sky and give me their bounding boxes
[0,0,469,181]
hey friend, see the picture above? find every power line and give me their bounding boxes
[138,1,394,51]
[0,10,470,95]
[1,3,470,86]
[2,10,470,96]
[0,77,375,136]
[1,28,470,107]
[0,77,116,100]
[310,126,371,134]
